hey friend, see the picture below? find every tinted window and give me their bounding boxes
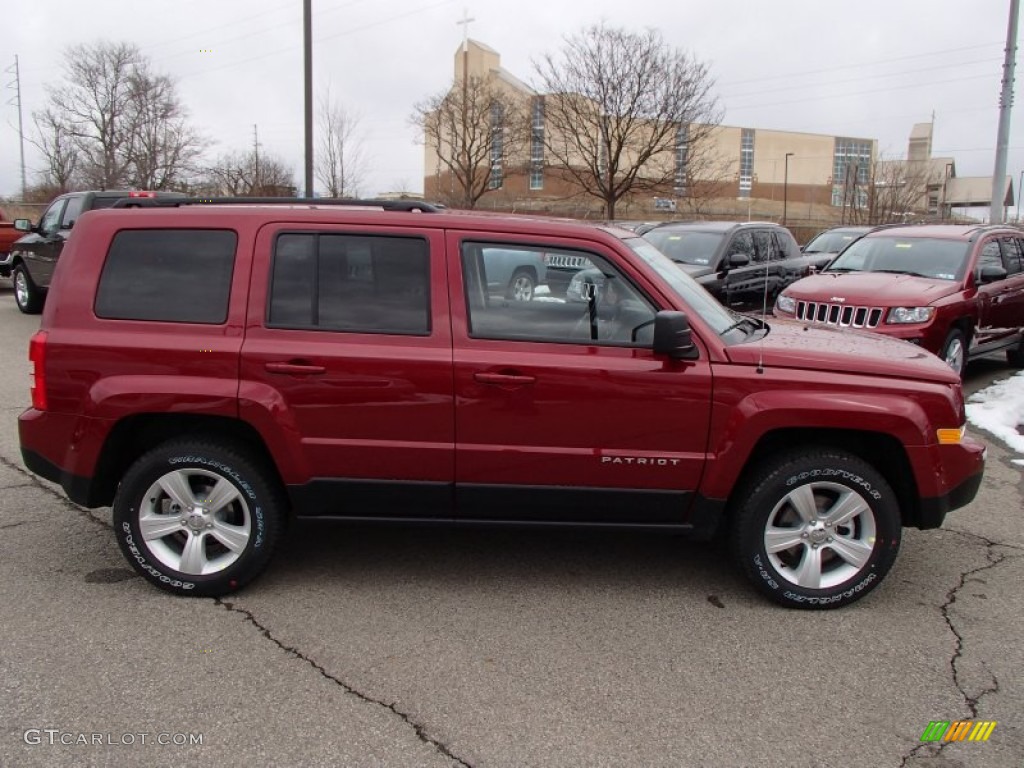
[463,242,655,345]
[752,231,775,262]
[95,229,237,323]
[728,232,755,259]
[39,200,66,235]
[268,233,430,335]
[1001,238,1023,274]
[60,196,85,228]
[978,241,1003,272]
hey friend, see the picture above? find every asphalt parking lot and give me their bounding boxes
[0,279,1021,768]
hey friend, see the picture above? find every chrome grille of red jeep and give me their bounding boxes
[796,301,884,329]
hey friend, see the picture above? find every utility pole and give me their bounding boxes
[253,124,261,195]
[6,55,27,201]
[303,0,313,198]
[991,0,1019,222]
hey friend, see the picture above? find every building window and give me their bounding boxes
[832,137,872,207]
[530,97,544,190]
[739,128,754,198]
[674,124,689,196]
[489,102,504,190]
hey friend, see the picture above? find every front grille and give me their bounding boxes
[544,254,590,269]
[796,301,884,329]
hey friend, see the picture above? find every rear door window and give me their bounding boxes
[95,229,237,323]
[268,233,430,335]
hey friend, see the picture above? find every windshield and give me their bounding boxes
[625,238,736,334]
[826,236,971,281]
[804,230,864,254]
[643,229,724,266]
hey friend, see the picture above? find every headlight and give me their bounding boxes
[887,306,935,324]
[775,294,796,314]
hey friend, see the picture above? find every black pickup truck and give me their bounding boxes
[10,190,185,313]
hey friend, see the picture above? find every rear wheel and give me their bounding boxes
[731,449,901,609]
[113,440,285,596]
[12,264,44,314]
[940,328,967,378]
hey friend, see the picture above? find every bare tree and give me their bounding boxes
[37,41,203,190]
[533,25,722,219]
[413,74,529,208]
[849,155,934,225]
[316,89,366,198]
[200,150,296,197]
[29,107,79,194]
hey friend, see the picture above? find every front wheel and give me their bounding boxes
[113,440,286,596]
[940,328,967,377]
[12,264,44,314]
[731,450,901,609]
[506,269,536,302]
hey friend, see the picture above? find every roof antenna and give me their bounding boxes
[756,245,769,374]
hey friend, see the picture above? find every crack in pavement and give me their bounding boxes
[899,529,1015,766]
[216,598,472,768]
[0,517,49,530]
[0,455,111,531]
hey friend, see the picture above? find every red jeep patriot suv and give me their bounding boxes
[19,199,986,609]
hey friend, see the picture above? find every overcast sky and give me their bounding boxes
[2,0,1022,201]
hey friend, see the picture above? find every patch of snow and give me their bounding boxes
[965,372,1024,462]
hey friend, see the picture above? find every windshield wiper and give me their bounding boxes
[824,267,859,273]
[720,315,761,336]
[872,269,930,277]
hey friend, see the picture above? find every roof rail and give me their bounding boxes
[110,197,443,213]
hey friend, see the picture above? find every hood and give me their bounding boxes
[725,316,959,383]
[781,271,960,305]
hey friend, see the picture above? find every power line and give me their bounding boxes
[176,0,455,81]
[722,57,1002,101]
[718,41,1004,87]
[726,72,993,112]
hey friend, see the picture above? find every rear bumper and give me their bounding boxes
[21,447,98,507]
[19,408,109,508]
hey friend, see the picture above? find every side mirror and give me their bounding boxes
[13,218,32,232]
[652,311,699,360]
[978,264,1007,284]
[726,252,751,269]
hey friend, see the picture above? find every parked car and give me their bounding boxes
[19,197,984,609]
[0,208,26,277]
[482,246,547,301]
[773,223,1024,376]
[801,226,872,268]
[9,189,186,313]
[643,221,815,311]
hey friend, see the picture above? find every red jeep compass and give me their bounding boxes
[18,199,985,609]
[773,224,1024,376]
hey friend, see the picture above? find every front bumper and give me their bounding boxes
[905,436,986,529]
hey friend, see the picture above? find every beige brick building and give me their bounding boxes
[422,40,883,221]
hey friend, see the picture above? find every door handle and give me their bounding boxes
[473,371,536,386]
[264,361,326,375]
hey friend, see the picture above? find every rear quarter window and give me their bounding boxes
[94,229,237,323]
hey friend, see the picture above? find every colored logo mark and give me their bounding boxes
[920,720,997,742]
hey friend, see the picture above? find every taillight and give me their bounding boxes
[128,191,157,198]
[29,331,47,411]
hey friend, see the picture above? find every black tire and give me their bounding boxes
[506,268,536,302]
[940,328,967,378]
[730,449,901,609]
[12,263,44,314]
[113,440,286,597]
